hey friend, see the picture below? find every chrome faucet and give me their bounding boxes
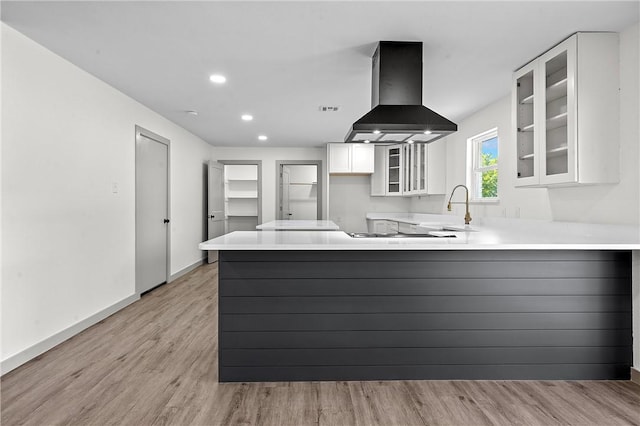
[447,184,472,225]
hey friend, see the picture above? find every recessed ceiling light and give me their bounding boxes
[241,114,253,121]
[424,130,432,135]
[363,140,371,144]
[209,74,226,84]
[373,130,381,134]
[258,135,268,141]
[186,110,198,116]
[407,140,414,144]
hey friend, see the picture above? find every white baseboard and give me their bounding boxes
[169,257,206,282]
[1,293,139,376]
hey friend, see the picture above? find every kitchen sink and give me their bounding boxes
[347,232,456,238]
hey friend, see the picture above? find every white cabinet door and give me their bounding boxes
[351,144,375,173]
[328,144,351,173]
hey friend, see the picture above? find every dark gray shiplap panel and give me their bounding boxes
[220,278,630,297]
[220,312,632,331]
[221,329,632,349]
[218,250,632,381]
[220,364,630,382]
[221,347,631,366]
[221,261,627,279]
[220,295,629,314]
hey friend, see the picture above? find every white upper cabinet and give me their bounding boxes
[327,143,374,174]
[514,32,619,187]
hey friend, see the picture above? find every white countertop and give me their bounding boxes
[200,215,640,251]
[256,220,340,231]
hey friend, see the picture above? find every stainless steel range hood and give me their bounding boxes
[345,41,457,143]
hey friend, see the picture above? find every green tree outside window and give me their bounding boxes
[481,153,498,198]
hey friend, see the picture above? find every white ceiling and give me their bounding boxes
[2,1,638,147]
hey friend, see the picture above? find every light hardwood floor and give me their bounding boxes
[2,262,639,425]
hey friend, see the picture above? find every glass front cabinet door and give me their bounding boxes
[538,37,576,185]
[401,143,429,196]
[514,62,538,187]
[386,146,403,195]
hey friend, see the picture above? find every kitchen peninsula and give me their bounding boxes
[200,217,640,383]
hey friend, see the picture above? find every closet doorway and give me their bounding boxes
[221,161,262,232]
[276,161,322,220]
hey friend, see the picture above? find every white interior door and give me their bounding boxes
[207,161,225,263]
[284,165,318,220]
[135,129,169,294]
[280,166,291,220]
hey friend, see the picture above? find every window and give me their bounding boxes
[467,128,499,201]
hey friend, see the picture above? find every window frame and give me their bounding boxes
[466,128,499,202]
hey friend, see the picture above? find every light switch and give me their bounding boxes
[112,182,119,194]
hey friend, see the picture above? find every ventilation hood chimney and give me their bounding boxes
[344,41,457,143]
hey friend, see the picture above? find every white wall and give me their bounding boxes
[411,23,639,226]
[1,24,212,372]
[329,176,411,232]
[411,95,554,222]
[212,147,325,223]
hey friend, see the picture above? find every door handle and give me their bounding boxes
[163,218,170,224]
[209,215,215,219]
[288,213,293,216]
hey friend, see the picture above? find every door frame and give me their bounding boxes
[275,160,323,220]
[135,125,171,294]
[207,160,224,264]
[217,160,263,225]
